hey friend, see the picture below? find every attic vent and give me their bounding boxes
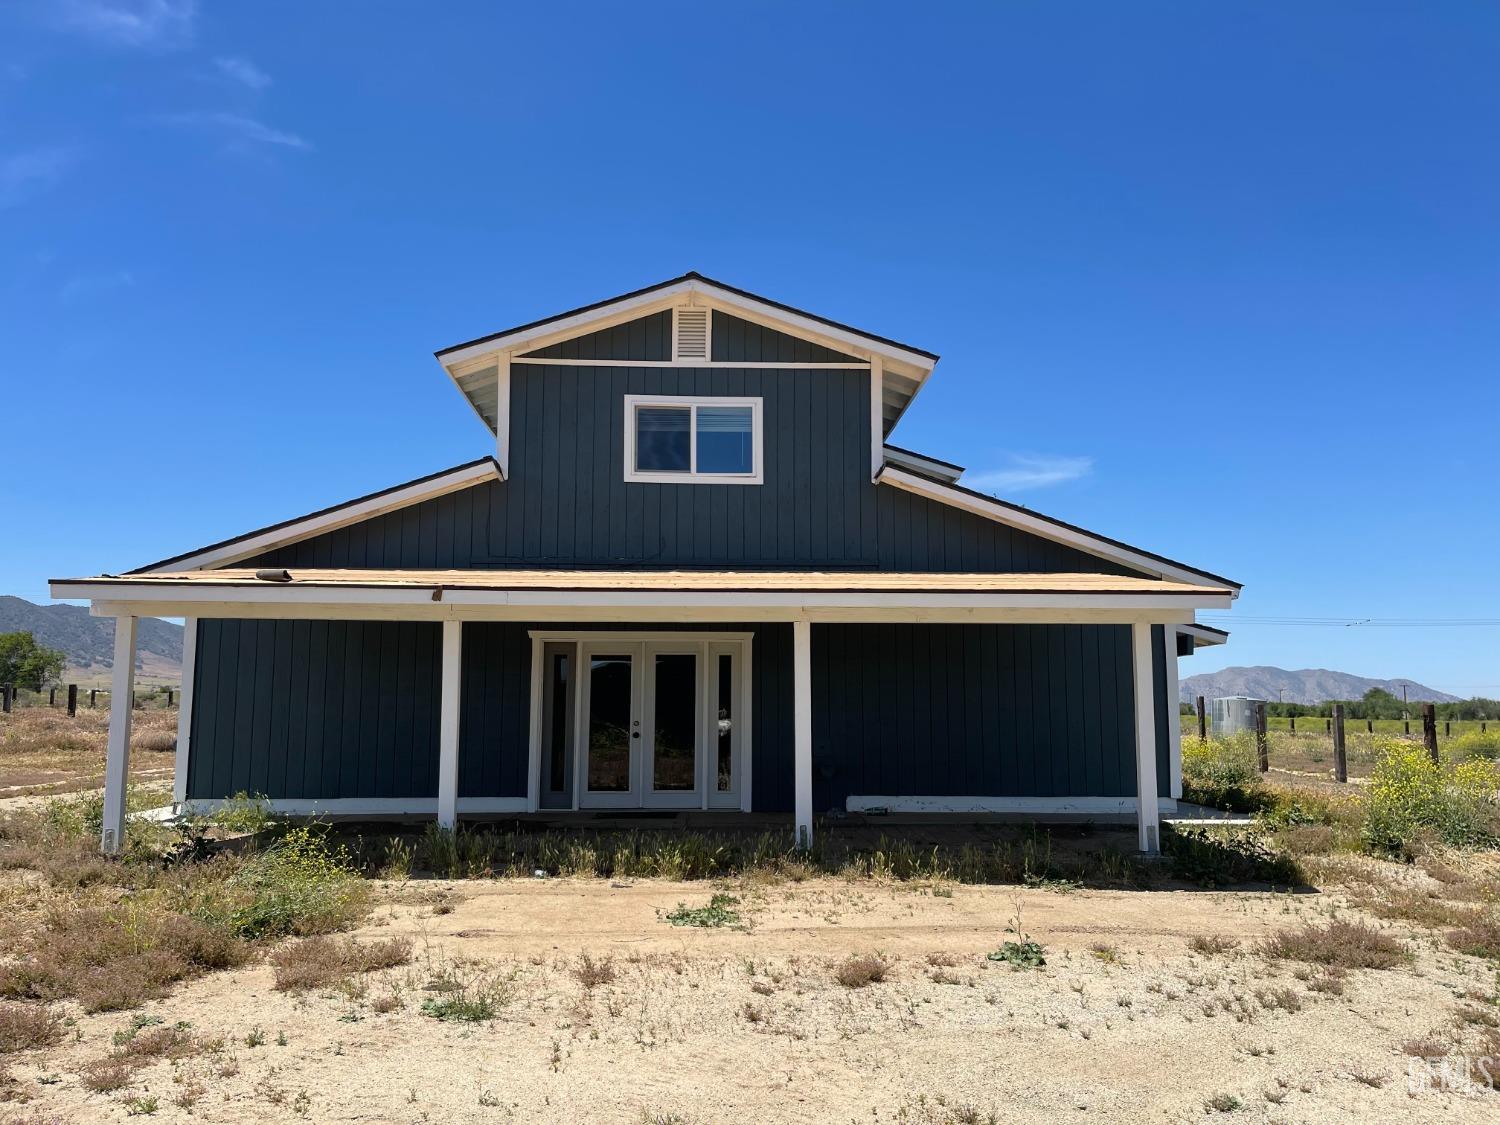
[674,308,709,361]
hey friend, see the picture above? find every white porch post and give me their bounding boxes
[101,615,138,855]
[792,618,813,848]
[437,621,463,830]
[1165,626,1183,800]
[1131,621,1160,854]
[172,617,197,808]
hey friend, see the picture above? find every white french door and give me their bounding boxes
[556,634,749,811]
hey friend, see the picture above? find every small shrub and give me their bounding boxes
[1164,827,1302,888]
[664,893,741,928]
[0,1003,64,1053]
[1363,740,1500,855]
[124,1094,160,1115]
[571,953,616,990]
[834,954,890,988]
[193,826,369,940]
[1182,735,1261,809]
[1451,729,1500,760]
[1205,1092,1241,1112]
[211,792,272,835]
[80,1057,133,1093]
[1259,919,1406,971]
[1188,935,1240,956]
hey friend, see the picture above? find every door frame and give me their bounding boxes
[526,631,754,813]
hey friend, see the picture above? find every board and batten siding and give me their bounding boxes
[248,367,1129,575]
[186,616,1165,810]
[812,622,1169,811]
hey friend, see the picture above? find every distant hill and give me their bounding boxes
[0,596,183,685]
[1181,665,1460,706]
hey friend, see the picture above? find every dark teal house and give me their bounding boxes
[54,273,1236,854]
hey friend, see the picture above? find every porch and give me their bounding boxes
[48,567,1237,857]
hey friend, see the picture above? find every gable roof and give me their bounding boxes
[876,464,1241,592]
[435,272,940,439]
[131,457,501,574]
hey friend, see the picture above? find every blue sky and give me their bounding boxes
[2,2,1497,695]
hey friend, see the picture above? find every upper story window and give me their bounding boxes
[623,394,763,485]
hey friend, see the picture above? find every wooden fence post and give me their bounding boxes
[1423,704,1438,764]
[1255,701,1269,772]
[1404,718,1410,736]
[167,688,174,707]
[1367,719,1373,734]
[1444,720,1450,738]
[1,684,10,714]
[1289,715,1296,735]
[67,683,77,717]
[49,687,56,707]
[89,689,97,709]
[1332,704,1347,782]
[1196,695,1206,741]
[1325,718,1331,734]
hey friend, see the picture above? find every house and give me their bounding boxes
[51,273,1236,855]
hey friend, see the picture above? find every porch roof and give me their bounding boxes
[51,567,1235,620]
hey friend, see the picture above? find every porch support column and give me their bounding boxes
[172,617,197,808]
[101,615,138,855]
[792,618,813,848]
[1130,621,1160,854]
[1165,627,1183,799]
[437,621,463,830]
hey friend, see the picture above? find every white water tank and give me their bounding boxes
[1212,696,1264,735]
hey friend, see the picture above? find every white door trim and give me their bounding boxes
[529,630,753,812]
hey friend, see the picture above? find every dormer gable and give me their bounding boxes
[436,273,939,480]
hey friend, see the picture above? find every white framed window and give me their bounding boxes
[623,394,763,484]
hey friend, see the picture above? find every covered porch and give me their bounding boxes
[49,568,1235,857]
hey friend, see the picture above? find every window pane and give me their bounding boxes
[636,406,690,472]
[695,406,753,474]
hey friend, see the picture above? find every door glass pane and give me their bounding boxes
[636,406,690,472]
[716,653,734,792]
[652,653,697,791]
[696,406,753,474]
[547,652,569,792]
[588,655,632,791]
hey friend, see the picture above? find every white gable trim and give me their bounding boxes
[437,278,937,374]
[877,466,1241,592]
[135,458,502,574]
[1180,623,1229,648]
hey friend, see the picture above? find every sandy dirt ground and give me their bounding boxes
[5,875,1498,1124]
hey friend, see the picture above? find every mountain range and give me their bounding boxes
[1180,665,1460,705]
[0,596,183,685]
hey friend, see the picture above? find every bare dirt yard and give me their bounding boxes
[1,716,1498,1123]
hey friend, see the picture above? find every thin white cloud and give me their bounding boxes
[0,147,78,209]
[214,56,270,91]
[56,0,196,48]
[158,111,311,151]
[965,453,1094,495]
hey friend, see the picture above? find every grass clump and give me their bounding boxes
[211,792,273,835]
[834,954,890,988]
[193,825,369,940]
[1362,740,1500,856]
[664,893,741,928]
[1163,826,1303,888]
[419,959,515,1022]
[1259,919,1407,971]
[1445,913,1500,960]
[1182,735,1260,810]
[270,935,413,992]
[0,904,250,1012]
